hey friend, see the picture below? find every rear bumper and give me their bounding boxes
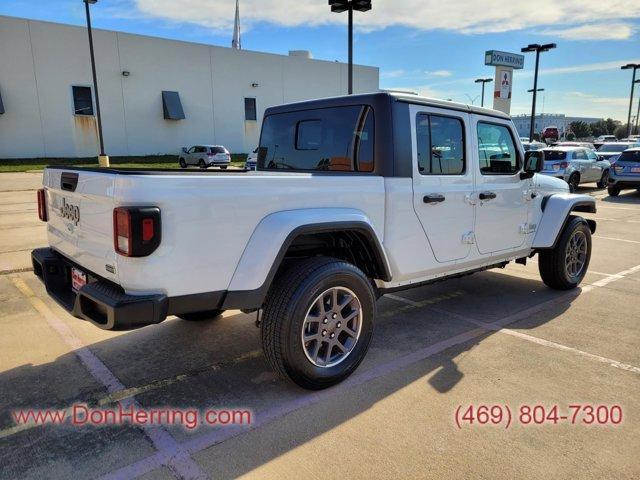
[608,178,640,189]
[31,248,168,330]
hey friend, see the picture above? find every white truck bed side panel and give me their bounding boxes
[114,173,386,296]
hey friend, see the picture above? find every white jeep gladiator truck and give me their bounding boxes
[32,92,596,389]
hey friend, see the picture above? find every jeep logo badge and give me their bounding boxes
[59,198,80,225]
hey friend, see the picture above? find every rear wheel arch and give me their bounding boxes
[222,222,391,311]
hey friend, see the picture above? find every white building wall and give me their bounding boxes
[0,16,379,159]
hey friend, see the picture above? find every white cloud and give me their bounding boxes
[134,0,640,38]
[381,69,406,79]
[425,70,453,78]
[541,22,635,40]
[514,59,640,78]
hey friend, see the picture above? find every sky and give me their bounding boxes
[1,0,639,121]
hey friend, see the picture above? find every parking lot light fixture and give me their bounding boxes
[474,78,492,107]
[635,79,640,133]
[83,0,108,167]
[521,43,556,141]
[622,64,640,137]
[329,0,372,95]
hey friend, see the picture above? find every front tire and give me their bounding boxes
[199,159,207,169]
[568,173,580,193]
[260,257,376,390]
[596,170,609,189]
[179,158,187,168]
[538,216,591,290]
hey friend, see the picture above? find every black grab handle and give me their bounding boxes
[423,194,446,204]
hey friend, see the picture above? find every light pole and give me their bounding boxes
[521,43,556,141]
[634,78,640,135]
[83,0,108,166]
[621,64,640,138]
[329,1,372,95]
[474,78,492,107]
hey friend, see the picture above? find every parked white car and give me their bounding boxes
[32,92,596,389]
[245,148,258,170]
[540,146,611,191]
[179,145,231,169]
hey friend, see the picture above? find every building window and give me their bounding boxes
[162,91,185,120]
[72,86,93,116]
[244,97,257,121]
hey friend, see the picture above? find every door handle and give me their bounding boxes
[423,194,446,204]
[479,192,497,200]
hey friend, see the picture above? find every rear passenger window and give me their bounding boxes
[259,105,374,172]
[416,114,465,175]
[574,149,587,160]
[477,122,520,174]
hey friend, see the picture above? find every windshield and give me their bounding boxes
[598,144,626,152]
[617,150,640,163]
[542,150,567,160]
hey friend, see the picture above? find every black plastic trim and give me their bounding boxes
[31,248,226,331]
[60,172,79,192]
[222,221,391,310]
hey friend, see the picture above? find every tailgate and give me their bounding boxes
[43,168,118,283]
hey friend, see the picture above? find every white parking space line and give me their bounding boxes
[592,217,640,223]
[385,293,423,307]
[595,205,640,211]
[388,264,640,375]
[594,235,640,245]
[10,276,209,480]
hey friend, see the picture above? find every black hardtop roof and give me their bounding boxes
[264,91,511,120]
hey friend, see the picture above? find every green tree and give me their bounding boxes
[589,120,608,137]
[569,121,591,139]
[605,118,620,135]
[614,124,629,139]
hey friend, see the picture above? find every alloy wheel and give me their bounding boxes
[301,287,362,368]
[565,230,588,278]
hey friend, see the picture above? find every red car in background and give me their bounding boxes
[541,126,560,144]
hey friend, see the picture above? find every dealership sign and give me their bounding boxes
[485,50,524,70]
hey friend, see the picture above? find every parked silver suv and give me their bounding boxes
[540,146,610,191]
[179,145,231,169]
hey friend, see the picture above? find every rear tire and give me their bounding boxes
[260,257,376,390]
[538,216,591,290]
[177,309,224,321]
[607,185,620,197]
[568,173,580,193]
[199,159,206,169]
[596,169,609,189]
[220,165,228,170]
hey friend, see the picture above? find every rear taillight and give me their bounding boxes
[37,188,48,222]
[113,207,161,257]
[559,161,569,169]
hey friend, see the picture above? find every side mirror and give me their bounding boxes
[521,150,544,179]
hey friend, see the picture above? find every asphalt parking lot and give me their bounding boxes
[0,172,638,480]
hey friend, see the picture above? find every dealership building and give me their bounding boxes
[0,15,379,159]
[512,113,602,138]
